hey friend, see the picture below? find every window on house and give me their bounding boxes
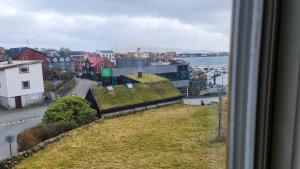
[19,67,29,73]
[22,81,30,89]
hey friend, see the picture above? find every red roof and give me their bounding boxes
[88,53,113,64]
[87,54,105,64]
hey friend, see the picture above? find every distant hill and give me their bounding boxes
[113,44,222,54]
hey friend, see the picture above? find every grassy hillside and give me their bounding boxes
[15,104,225,169]
[92,80,182,110]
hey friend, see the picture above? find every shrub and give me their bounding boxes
[44,80,55,92]
[38,121,78,141]
[17,121,78,152]
[17,128,42,152]
[76,114,99,126]
[60,72,75,80]
[43,96,97,124]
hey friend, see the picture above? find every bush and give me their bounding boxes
[17,128,42,152]
[60,72,75,80]
[76,114,99,126]
[44,80,55,92]
[17,121,78,152]
[38,121,78,141]
[43,96,97,124]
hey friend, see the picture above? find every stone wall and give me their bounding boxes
[0,99,182,169]
[57,78,76,96]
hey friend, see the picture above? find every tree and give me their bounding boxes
[43,96,97,124]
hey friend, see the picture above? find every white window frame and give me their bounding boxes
[229,0,264,168]
[229,0,300,169]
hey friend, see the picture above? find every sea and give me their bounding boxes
[179,56,228,67]
[179,56,229,85]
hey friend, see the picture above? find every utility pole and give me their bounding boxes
[26,40,29,47]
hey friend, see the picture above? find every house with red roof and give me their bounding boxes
[82,53,114,80]
[5,47,49,78]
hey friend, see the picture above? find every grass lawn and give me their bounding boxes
[15,104,225,169]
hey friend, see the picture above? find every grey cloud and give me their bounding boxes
[0,0,231,51]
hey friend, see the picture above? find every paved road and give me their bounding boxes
[0,78,96,160]
[183,96,228,105]
[0,106,46,160]
[66,78,97,97]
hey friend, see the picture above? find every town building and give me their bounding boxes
[116,57,151,68]
[128,47,151,58]
[0,60,44,109]
[111,60,190,96]
[39,48,60,58]
[82,54,115,80]
[85,73,182,115]
[150,52,176,63]
[96,50,116,65]
[5,47,49,78]
[70,51,86,73]
[48,56,75,72]
[0,47,5,61]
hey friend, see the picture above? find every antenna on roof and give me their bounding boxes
[26,40,29,48]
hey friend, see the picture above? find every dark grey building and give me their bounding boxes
[116,57,151,68]
[112,61,190,96]
[49,56,75,72]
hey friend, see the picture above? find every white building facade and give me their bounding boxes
[0,60,44,109]
[96,50,116,65]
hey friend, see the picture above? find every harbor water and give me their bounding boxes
[180,56,229,85]
[180,56,228,66]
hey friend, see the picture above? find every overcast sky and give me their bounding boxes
[0,0,232,52]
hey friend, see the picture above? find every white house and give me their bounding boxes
[0,60,44,109]
[96,50,116,65]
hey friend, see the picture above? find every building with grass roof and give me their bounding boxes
[111,60,190,96]
[85,73,182,116]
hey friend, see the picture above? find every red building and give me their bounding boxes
[5,47,49,77]
[82,53,114,80]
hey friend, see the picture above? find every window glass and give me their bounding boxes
[22,81,30,89]
[0,0,231,168]
[19,67,29,73]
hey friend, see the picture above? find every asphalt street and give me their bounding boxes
[0,78,97,160]
[183,96,228,105]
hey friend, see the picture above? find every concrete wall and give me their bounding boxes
[112,64,178,76]
[0,92,43,109]
[4,63,44,97]
[21,92,43,107]
[0,96,14,109]
[0,70,8,97]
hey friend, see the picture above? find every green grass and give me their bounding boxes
[15,104,225,169]
[92,80,182,110]
[125,73,169,83]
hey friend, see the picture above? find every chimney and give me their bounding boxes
[138,72,143,78]
[7,57,12,64]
